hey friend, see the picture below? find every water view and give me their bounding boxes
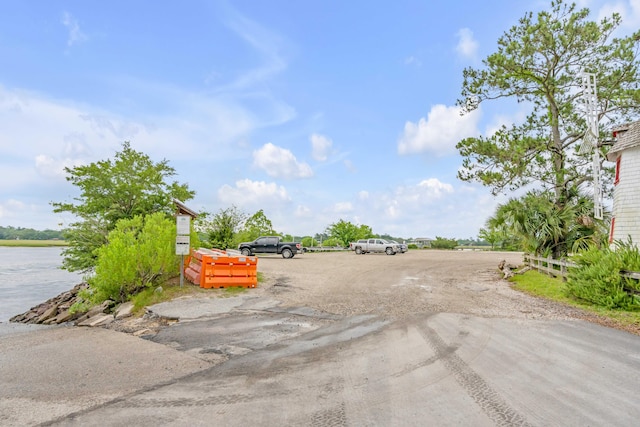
[0,247,84,322]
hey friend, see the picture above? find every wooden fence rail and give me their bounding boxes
[523,254,640,296]
[523,254,575,280]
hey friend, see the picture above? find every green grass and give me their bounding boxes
[0,239,68,247]
[510,271,574,302]
[130,282,209,313]
[510,270,640,332]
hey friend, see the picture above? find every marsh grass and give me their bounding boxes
[0,239,68,247]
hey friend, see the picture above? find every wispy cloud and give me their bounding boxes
[310,133,333,162]
[61,12,87,47]
[216,10,289,93]
[404,55,422,67]
[455,27,478,60]
[204,6,296,130]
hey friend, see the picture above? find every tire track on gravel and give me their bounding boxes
[417,321,532,427]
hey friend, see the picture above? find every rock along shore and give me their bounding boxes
[9,283,136,329]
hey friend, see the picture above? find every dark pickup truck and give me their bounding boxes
[238,236,302,258]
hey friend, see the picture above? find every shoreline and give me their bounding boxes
[0,240,68,247]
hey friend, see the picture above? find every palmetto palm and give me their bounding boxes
[488,190,606,257]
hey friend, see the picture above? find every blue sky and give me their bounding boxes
[0,0,638,240]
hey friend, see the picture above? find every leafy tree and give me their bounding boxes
[326,219,372,247]
[358,225,374,239]
[457,237,488,246]
[230,209,282,247]
[478,227,503,250]
[457,0,640,256]
[431,236,458,250]
[197,205,247,250]
[0,226,64,240]
[242,209,276,238]
[52,142,194,272]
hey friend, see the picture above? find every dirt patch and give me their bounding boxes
[255,250,566,320]
[108,250,638,336]
[252,250,640,335]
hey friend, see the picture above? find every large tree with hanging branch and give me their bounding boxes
[456,0,640,256]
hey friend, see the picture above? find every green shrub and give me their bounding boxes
[431,236,458,250]
[322,237,342,247]
[616,239,640,295]
[301,236,318,247]
[567,240,640,310]
[87,213,180,304]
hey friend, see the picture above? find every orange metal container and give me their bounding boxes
[184,249,258,289]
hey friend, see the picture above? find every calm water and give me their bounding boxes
[0,247,84,323]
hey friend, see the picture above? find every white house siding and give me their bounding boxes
[611,145,640,247]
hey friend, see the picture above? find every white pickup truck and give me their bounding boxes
[349,238,400,255]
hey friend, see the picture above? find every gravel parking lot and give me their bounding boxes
[255,249,583,322]
[5,249,640,426]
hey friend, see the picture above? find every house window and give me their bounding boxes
[614,156,621,185]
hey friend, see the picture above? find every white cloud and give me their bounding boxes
[596,0,640,28]
[0,84,261,178]
[392,179,454,206]
[567,1,640,32]
[218,179,290,207]
[332,202,353,213]
[386,200,400,218]
[628,0,640,26]
[35,155,68,179]
[1,199,25,211]
[253,142,313,179]
[344,159,356,173]
[397,104,481,156]
[0,200,24,224]
[0,198,66,230]
[295,204,312,217]
[404,56,422,67]
[78,114,143,140]
[597,2,627,21]
[61,12,87,47]
[0,84,273,231]
[313,178,500,239]
[417,178,455,197]
[455,28,478,60]
[310,133,333,161]
[355,179,455,221]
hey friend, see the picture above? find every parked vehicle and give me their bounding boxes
[389,240,408,253]
[238,236,302,259]
[349,238,400,255]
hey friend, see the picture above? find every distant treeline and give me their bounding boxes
[0,226,64,240]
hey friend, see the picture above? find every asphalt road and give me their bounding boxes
[1,250,639,426]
